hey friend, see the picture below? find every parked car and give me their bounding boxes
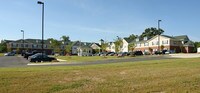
[4,52,15,56]
[100,52,107,56]
[154,51,162,55]
[24,51,40,59]
[28,53,57,62]
[144,52,151,55]
[129,51,143,56]
[117,52,127,57]
[108,52,116,56]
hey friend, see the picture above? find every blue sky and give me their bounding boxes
[0,0,200,42]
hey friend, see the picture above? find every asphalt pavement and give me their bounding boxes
[0,55,174,67]
[0,56,28,67]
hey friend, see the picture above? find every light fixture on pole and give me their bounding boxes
[21,30,24,55]
[158,20,162,52]
[37,1,44,60]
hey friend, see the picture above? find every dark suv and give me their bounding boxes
[129,51,143,56]
[24,51,40,59]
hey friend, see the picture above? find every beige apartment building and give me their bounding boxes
[134,35,194,53]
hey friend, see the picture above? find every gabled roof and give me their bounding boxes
[123,38,135,43]
[3,40,14,43]
[5,39,71,45]
[78,45,92,49]
[174,35,189,41]
[161,35,174,39]
[72,41,92,47]
[183,40,194,46]
[91,43,101,47]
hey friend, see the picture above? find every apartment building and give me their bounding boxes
[134,35,194,53]
[5,39,66,54]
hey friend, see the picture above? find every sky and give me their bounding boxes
[0,0,200,42]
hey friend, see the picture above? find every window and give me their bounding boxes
[11,43,13,47]
[25,44,28,48]
[32,44,37,48]
[174,41,177,45]
[162,40,168,44]
[137,43,141,47]
[144,43,149,46]
[152,42,158,45]
[136,38,139,42]
[45,45,48,48]
[112,46,115,49]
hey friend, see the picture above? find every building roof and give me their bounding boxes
[72,41,92,47]
[174,35,189,41]
[91,43,101,47]
[5,39,71,45]
[161,35,174,39]
[183,40,194,46]
[123,37,135,43]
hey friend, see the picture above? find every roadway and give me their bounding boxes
[0,55,175,67]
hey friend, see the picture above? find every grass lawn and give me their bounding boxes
[0,53,4,57]
[1,58,200,93]
[56,56,131,62]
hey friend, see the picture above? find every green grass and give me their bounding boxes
[56,56,131,62]
[1,58,200,93]
[0,53,4,57]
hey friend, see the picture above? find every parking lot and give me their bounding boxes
[0,55,176,67]
[0,56,28,67]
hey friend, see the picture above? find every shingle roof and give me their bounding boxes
[174,35,189,41]
[184,40,194,46]
[72,41,92,47]
[161,35,174,39]
[124,38,135,43]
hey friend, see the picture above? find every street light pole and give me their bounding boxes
[37,1,44,59]
[158,20,162,52]
[21,30,24,55]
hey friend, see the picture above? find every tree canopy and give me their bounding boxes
[61,35,70,42]
[140,27,164,38]
[0,41,7,53]
[47,38,61,53]
[114,37,123,52]
[127,34,137,40]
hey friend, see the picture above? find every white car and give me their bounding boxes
[4,52,15,56]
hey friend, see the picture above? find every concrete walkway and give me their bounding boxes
[169,53,200,58]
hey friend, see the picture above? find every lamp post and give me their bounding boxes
[21,30,24,55]
[158,20,162,52]
[37,1,44,59]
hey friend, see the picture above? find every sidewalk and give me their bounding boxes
[27,62,68,66]
[169,53,200,58]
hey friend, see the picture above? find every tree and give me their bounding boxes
[0,42,7,53]
[193,42,200,52]
[101,42,108,52]
[128,34,137,40]
[48,38,61,53]
[65,42,72,56]
[160,45,164,51]
[16,48,20,54]
[149,47,153,55]
[140,27,164,38]
[61,35,70,43]
[114,37,123,52]
[128,43,135,52]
